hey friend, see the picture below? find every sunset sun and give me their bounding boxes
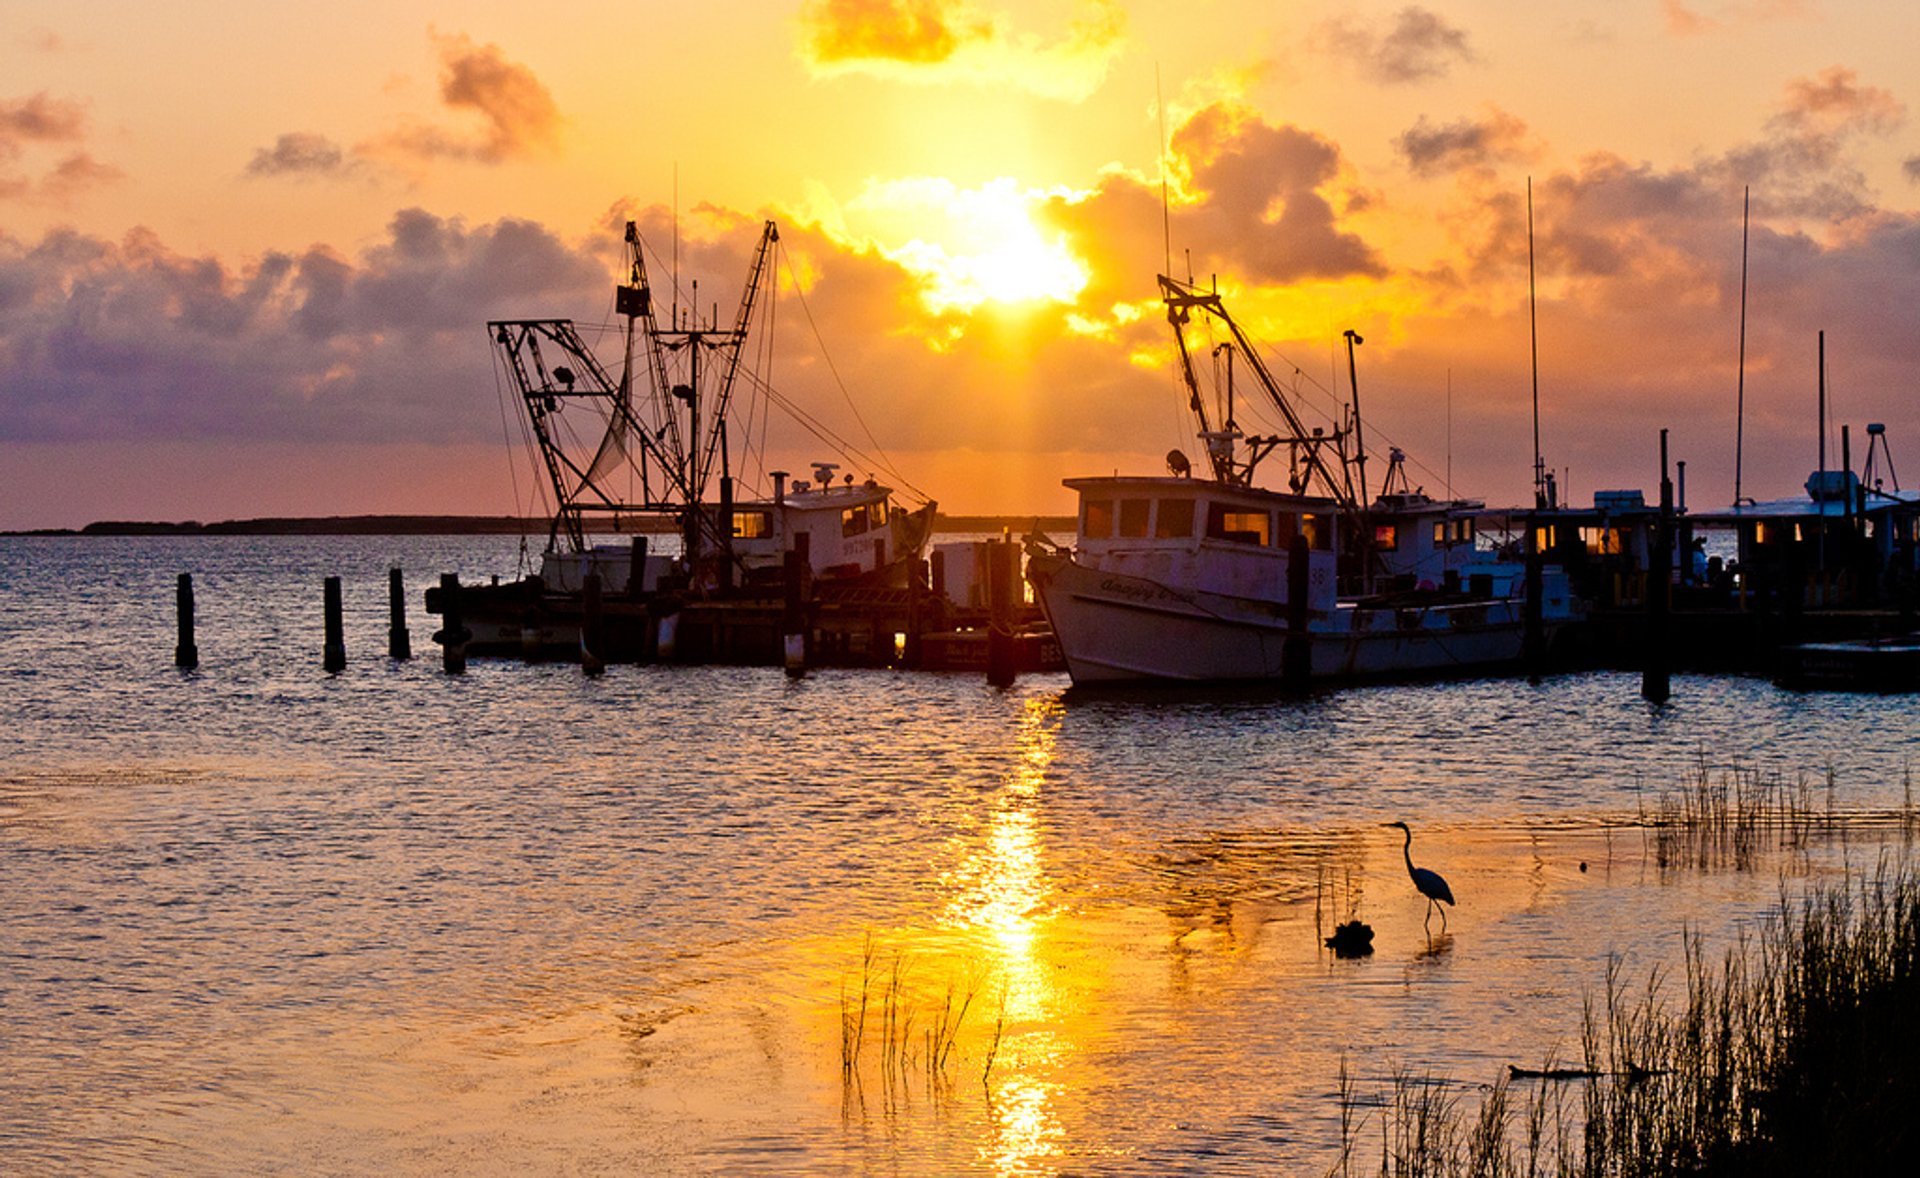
[855,177,1091,313]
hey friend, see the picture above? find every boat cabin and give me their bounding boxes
[1067,475,1339,611]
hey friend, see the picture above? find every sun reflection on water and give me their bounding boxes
[947,696,1068,1171]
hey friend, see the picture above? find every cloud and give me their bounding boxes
[1315,6,1474,86]
[1396,108,1533,177]
[797,0,1125,101]
[801,0,990,65]
[1167,104,1385,282]
[0,210,608,446]
[1661,1,1812,37]
[1772,66,1904,139]
[0,92,87,151]
[379,33,563,163]
[245,132,352,179]
[0,92,118,204]
[1905,156,1920,184]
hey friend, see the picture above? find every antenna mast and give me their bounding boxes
[1528,177,1545,508]
[1734,187,1751,505]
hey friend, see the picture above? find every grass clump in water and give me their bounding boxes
[1342,863,1920,1175]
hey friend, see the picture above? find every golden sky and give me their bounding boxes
[3,1,1918,526]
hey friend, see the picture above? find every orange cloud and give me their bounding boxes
[1313,7,1475,86]
[801,0,988,65]
[0,92,119,204]
[797,0,1124,101]
[1396,108,1535,178]
[379,33,563,164]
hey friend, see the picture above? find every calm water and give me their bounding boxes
[3,535,1916,1174]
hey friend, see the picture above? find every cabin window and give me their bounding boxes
[1083,499,1113,538]
[842,505,872,537]
[1301,513,1332,551]
[1373,524,1399,551]
[1433,521,1447,546]
[733,510,772,540]
[1532,524,1556,551]
[1208,505,1271,546]
[1118,498,1151,538]
[1435,519,1474,546]
[1155,498,1195,538]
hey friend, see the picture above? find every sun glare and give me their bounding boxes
[853,177,1090,314]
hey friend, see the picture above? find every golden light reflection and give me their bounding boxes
[944,695,1068,1173]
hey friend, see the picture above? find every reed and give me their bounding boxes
[1638,758,1833,872]
[1345,863,1920,1176]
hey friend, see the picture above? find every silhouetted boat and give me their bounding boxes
[1027,274,1574,685]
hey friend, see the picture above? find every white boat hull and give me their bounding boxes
[1028,551,1539,684]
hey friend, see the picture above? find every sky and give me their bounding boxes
[3,1,1918,529]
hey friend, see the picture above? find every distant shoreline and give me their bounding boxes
[3,512,1076,538]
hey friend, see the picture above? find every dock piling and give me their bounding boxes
[323,576,346,673]
[437,573,468,674]
[1282,535,1310,689]
[581,572,606,676]
[783,533,810,678]
[174,573,199,670]
[1642,430,1674,704]
[986,540,1017,688]
[388,567,412,660]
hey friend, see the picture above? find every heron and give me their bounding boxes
[1383,821,1454,930]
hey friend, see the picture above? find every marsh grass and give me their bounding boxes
[1341,863,1920,1176]
[1636,758,1837,872]
[839,937,986,1112]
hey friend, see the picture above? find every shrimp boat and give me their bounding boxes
[1025,274,1575,685]
[433,219,936,660]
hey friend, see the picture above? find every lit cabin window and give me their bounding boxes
[1083,499,1114,538]
[1155,498,1195,538]
[733,510,772,540]
[842,504,876,537]
[1207,504,1271,546]
[1373,524,1399,551]
[1432,521,1447,546]
[1301,513,1332,551]
[1118,499,1151,537]
[1460,518,1475,544]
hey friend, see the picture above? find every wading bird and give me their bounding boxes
[1384,821,1454,930]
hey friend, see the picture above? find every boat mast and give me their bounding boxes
[1734,187,1751,506]
[1528,177,1546,509]
[1159,274,1357,510]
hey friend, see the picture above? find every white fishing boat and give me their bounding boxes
[1026,274,1574,685]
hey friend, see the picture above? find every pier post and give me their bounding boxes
[783,532,810,677]
[1524,520,1544,685]
[1643,431,1673,703]
[1282,535,1311,689]
[986,540,1017,688]
[174,573,199,670]
[388,567,412,660]
[323,576,347,674]
[628,536,649,597]
[437,573,467,674]
[581,572,605,676]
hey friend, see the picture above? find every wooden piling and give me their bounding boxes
[437,573,467,674]
[1524,520,1544,685]
[1282,535,1311,689]
[783,532,810,678]
[174,572,199,670]
[628,536,649,597]
[581,572,605,676]
[985,540,1018,687]
[323,575,346,673]
[388,567,412,660]
[1643,430,1673,704]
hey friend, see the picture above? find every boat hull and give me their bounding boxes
[1028,550,1537,685]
